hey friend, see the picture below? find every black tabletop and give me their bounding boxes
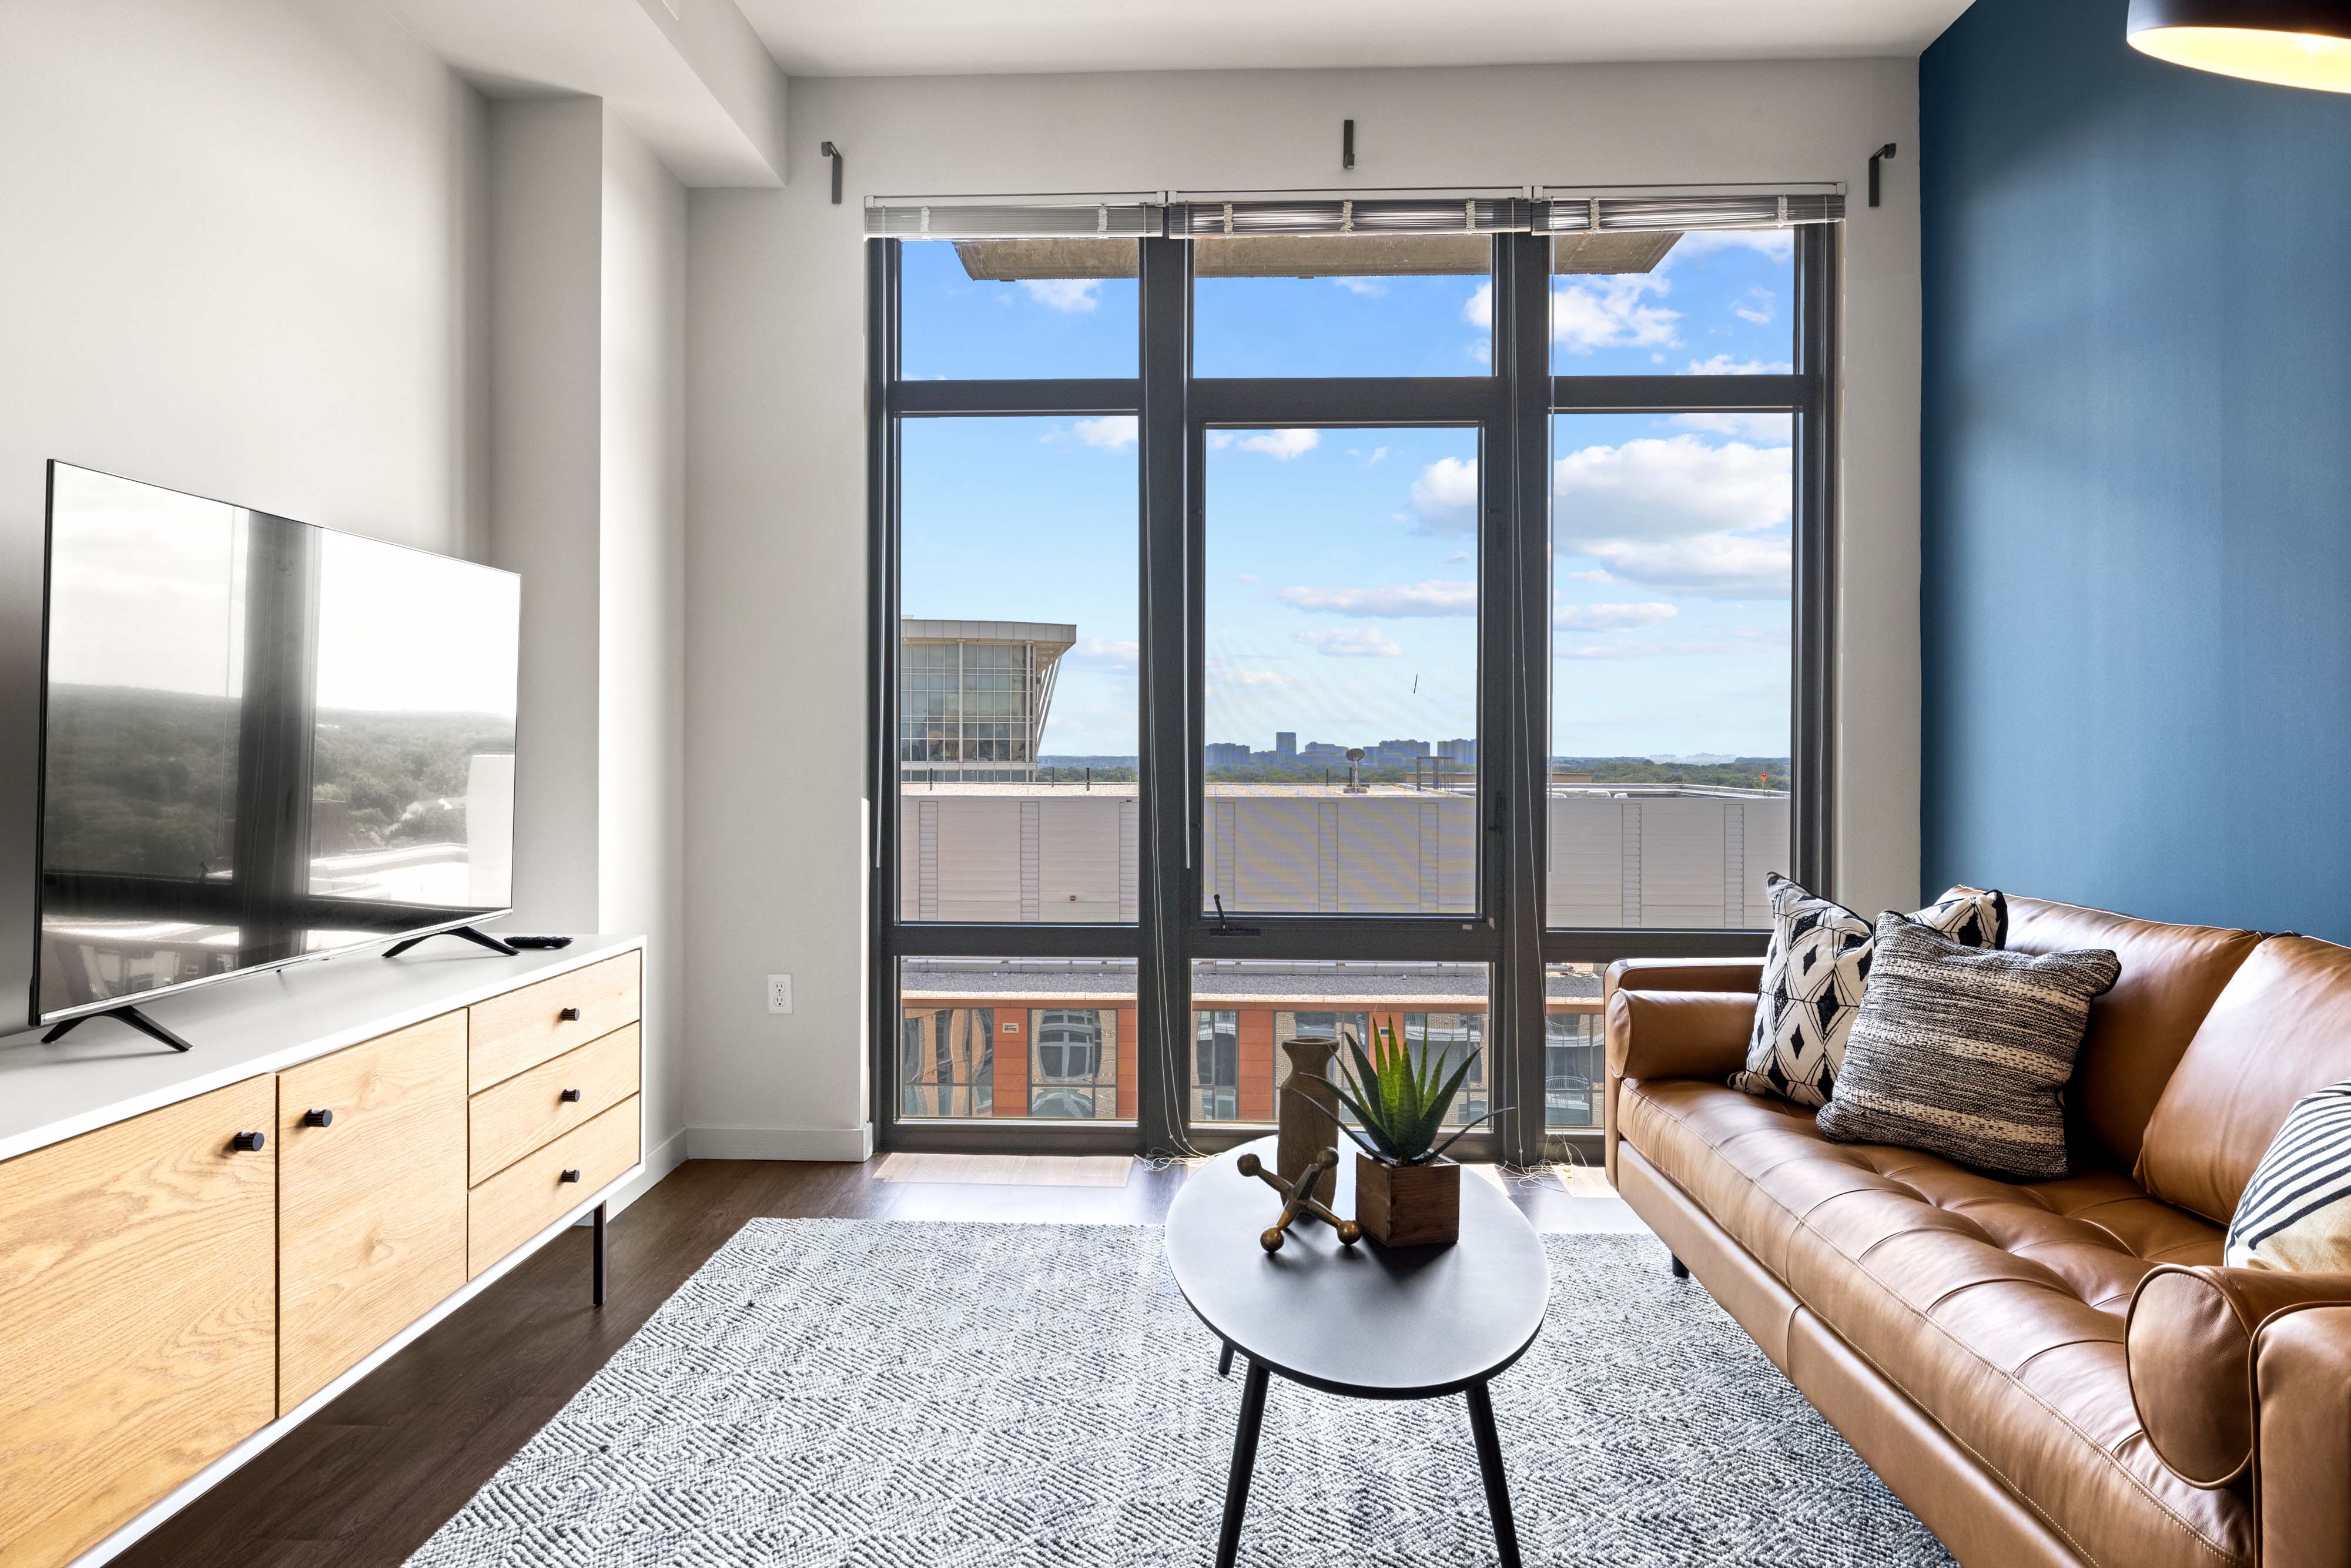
[1164,1137,1550,1399]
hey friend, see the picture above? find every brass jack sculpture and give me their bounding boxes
[1237,1148,1363,1254]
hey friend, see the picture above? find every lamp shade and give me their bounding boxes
[2127,0,2351,92]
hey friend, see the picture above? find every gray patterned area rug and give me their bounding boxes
[407,1219,1954,1567]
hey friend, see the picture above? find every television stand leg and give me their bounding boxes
[42,1004,195,1054]
[383,924,519,959]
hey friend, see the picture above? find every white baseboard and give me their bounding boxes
[686,1123,875,1162]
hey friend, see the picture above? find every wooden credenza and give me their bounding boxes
[0,942,644,1568]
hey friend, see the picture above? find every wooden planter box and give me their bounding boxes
[1354,1154,1460,1247]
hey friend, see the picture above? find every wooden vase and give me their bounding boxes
[1354,1154,1460,1248]
[1277,1037,1341,1206]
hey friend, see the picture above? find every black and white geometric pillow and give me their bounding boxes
[2228,1081,2351,1272]
[1729,876,2008,1108]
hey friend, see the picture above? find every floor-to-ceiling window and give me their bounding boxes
[869,192,1837,1161]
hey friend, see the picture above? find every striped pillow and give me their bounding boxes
[1816,912,2119,1181]
[2228,1083,2351,1272]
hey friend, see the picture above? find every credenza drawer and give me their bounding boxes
[276,1013,468,1415]
[467,1095,639,1278]
[468,951,640,1090]
[469,1024,641,1184]
[0,1076,277,1568]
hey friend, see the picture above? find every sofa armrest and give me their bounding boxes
[2126,1265,2351,1488]
[1606,956,1767,995]
[1600,978,1758,1186]
[2255,1302,2351,1568]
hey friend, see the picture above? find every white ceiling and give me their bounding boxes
[738,0,1974,79]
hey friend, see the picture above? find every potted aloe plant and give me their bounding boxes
[1325,1016,1499,1247]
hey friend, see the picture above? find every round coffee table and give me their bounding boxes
[1164,1136,1550,1568]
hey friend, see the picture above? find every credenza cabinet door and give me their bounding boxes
[276,1013,468,1414]
[0,1076,277,1568]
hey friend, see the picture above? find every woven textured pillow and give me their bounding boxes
[1817,913,2119,1181]
[1730,876,2008,1107]
[2226,1081,2351,1271]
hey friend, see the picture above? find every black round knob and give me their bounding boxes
[230,1131,266,1152]
[560,1168,582,1183]
[303,1108,334,1128]
[560,1087,582,1103]
[558,1006,581,1022]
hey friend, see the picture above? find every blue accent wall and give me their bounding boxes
[1921,0,2351,937]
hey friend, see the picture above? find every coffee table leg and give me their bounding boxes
[1464,1380,1522,1568]
[1217,1341,1234,1378]
[1215,1358,1271,1568]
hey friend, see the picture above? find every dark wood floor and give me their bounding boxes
[116,1157,1625,1568]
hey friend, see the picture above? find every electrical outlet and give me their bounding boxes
[766,974,792,1014]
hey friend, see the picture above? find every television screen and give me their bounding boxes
[33,461,521,1025]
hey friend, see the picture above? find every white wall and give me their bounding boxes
[684,61,1925,1154]
[489,98,607,936]
[485,98,691,1197]
[0,0,490,1028]
[598,114,692,1197]
[0,8,690,1205]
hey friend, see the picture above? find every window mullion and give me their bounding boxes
[1136,234,1193,1157]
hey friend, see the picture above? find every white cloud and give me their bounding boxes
[1553,435,1790,538]
[1687,354,1794,375]
[1409,456,1479,531]
[1553,601,1678,631]
[1280,579,1477,618]
[1366,445,1388,465]
[1672,411,1793,440]
[1071,415,1137,450]
[1667,228,1797,262]
[1464,281,1493,329]
[1227,428,1320,460]
[1295,627,1404,658]
[1234,572,1260,584]
[1223,668,1305,690]
[1333,276,1388,297]
[1733,287,1777,325]
[1069,636,1139,666]
[1577,535,1791,599]
[1553,435,1792,598]
[1445,551,1471,565]
[1552,276,1681,354]
[1561,568,1614,584]
[1019,279,1101,313]
[1558,625,1790,660]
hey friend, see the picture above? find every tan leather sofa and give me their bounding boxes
[1603,893,2351,1568]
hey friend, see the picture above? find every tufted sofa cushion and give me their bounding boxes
[1619,1077,2250,1568]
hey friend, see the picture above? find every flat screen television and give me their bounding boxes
[31,461,522,1036]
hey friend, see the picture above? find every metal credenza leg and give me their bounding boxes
[592,1201,608,1308]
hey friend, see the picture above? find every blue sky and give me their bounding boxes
[898,233,1794,760]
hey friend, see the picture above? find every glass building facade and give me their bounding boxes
[899,619,1075,783]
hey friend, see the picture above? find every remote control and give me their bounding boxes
[504,935,574,950]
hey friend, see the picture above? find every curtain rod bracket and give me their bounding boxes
[822,141,843,206]
[1342,119,1355,171]
[1867,143,1896,207]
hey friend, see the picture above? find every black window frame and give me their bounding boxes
[868,222,1837,1164]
